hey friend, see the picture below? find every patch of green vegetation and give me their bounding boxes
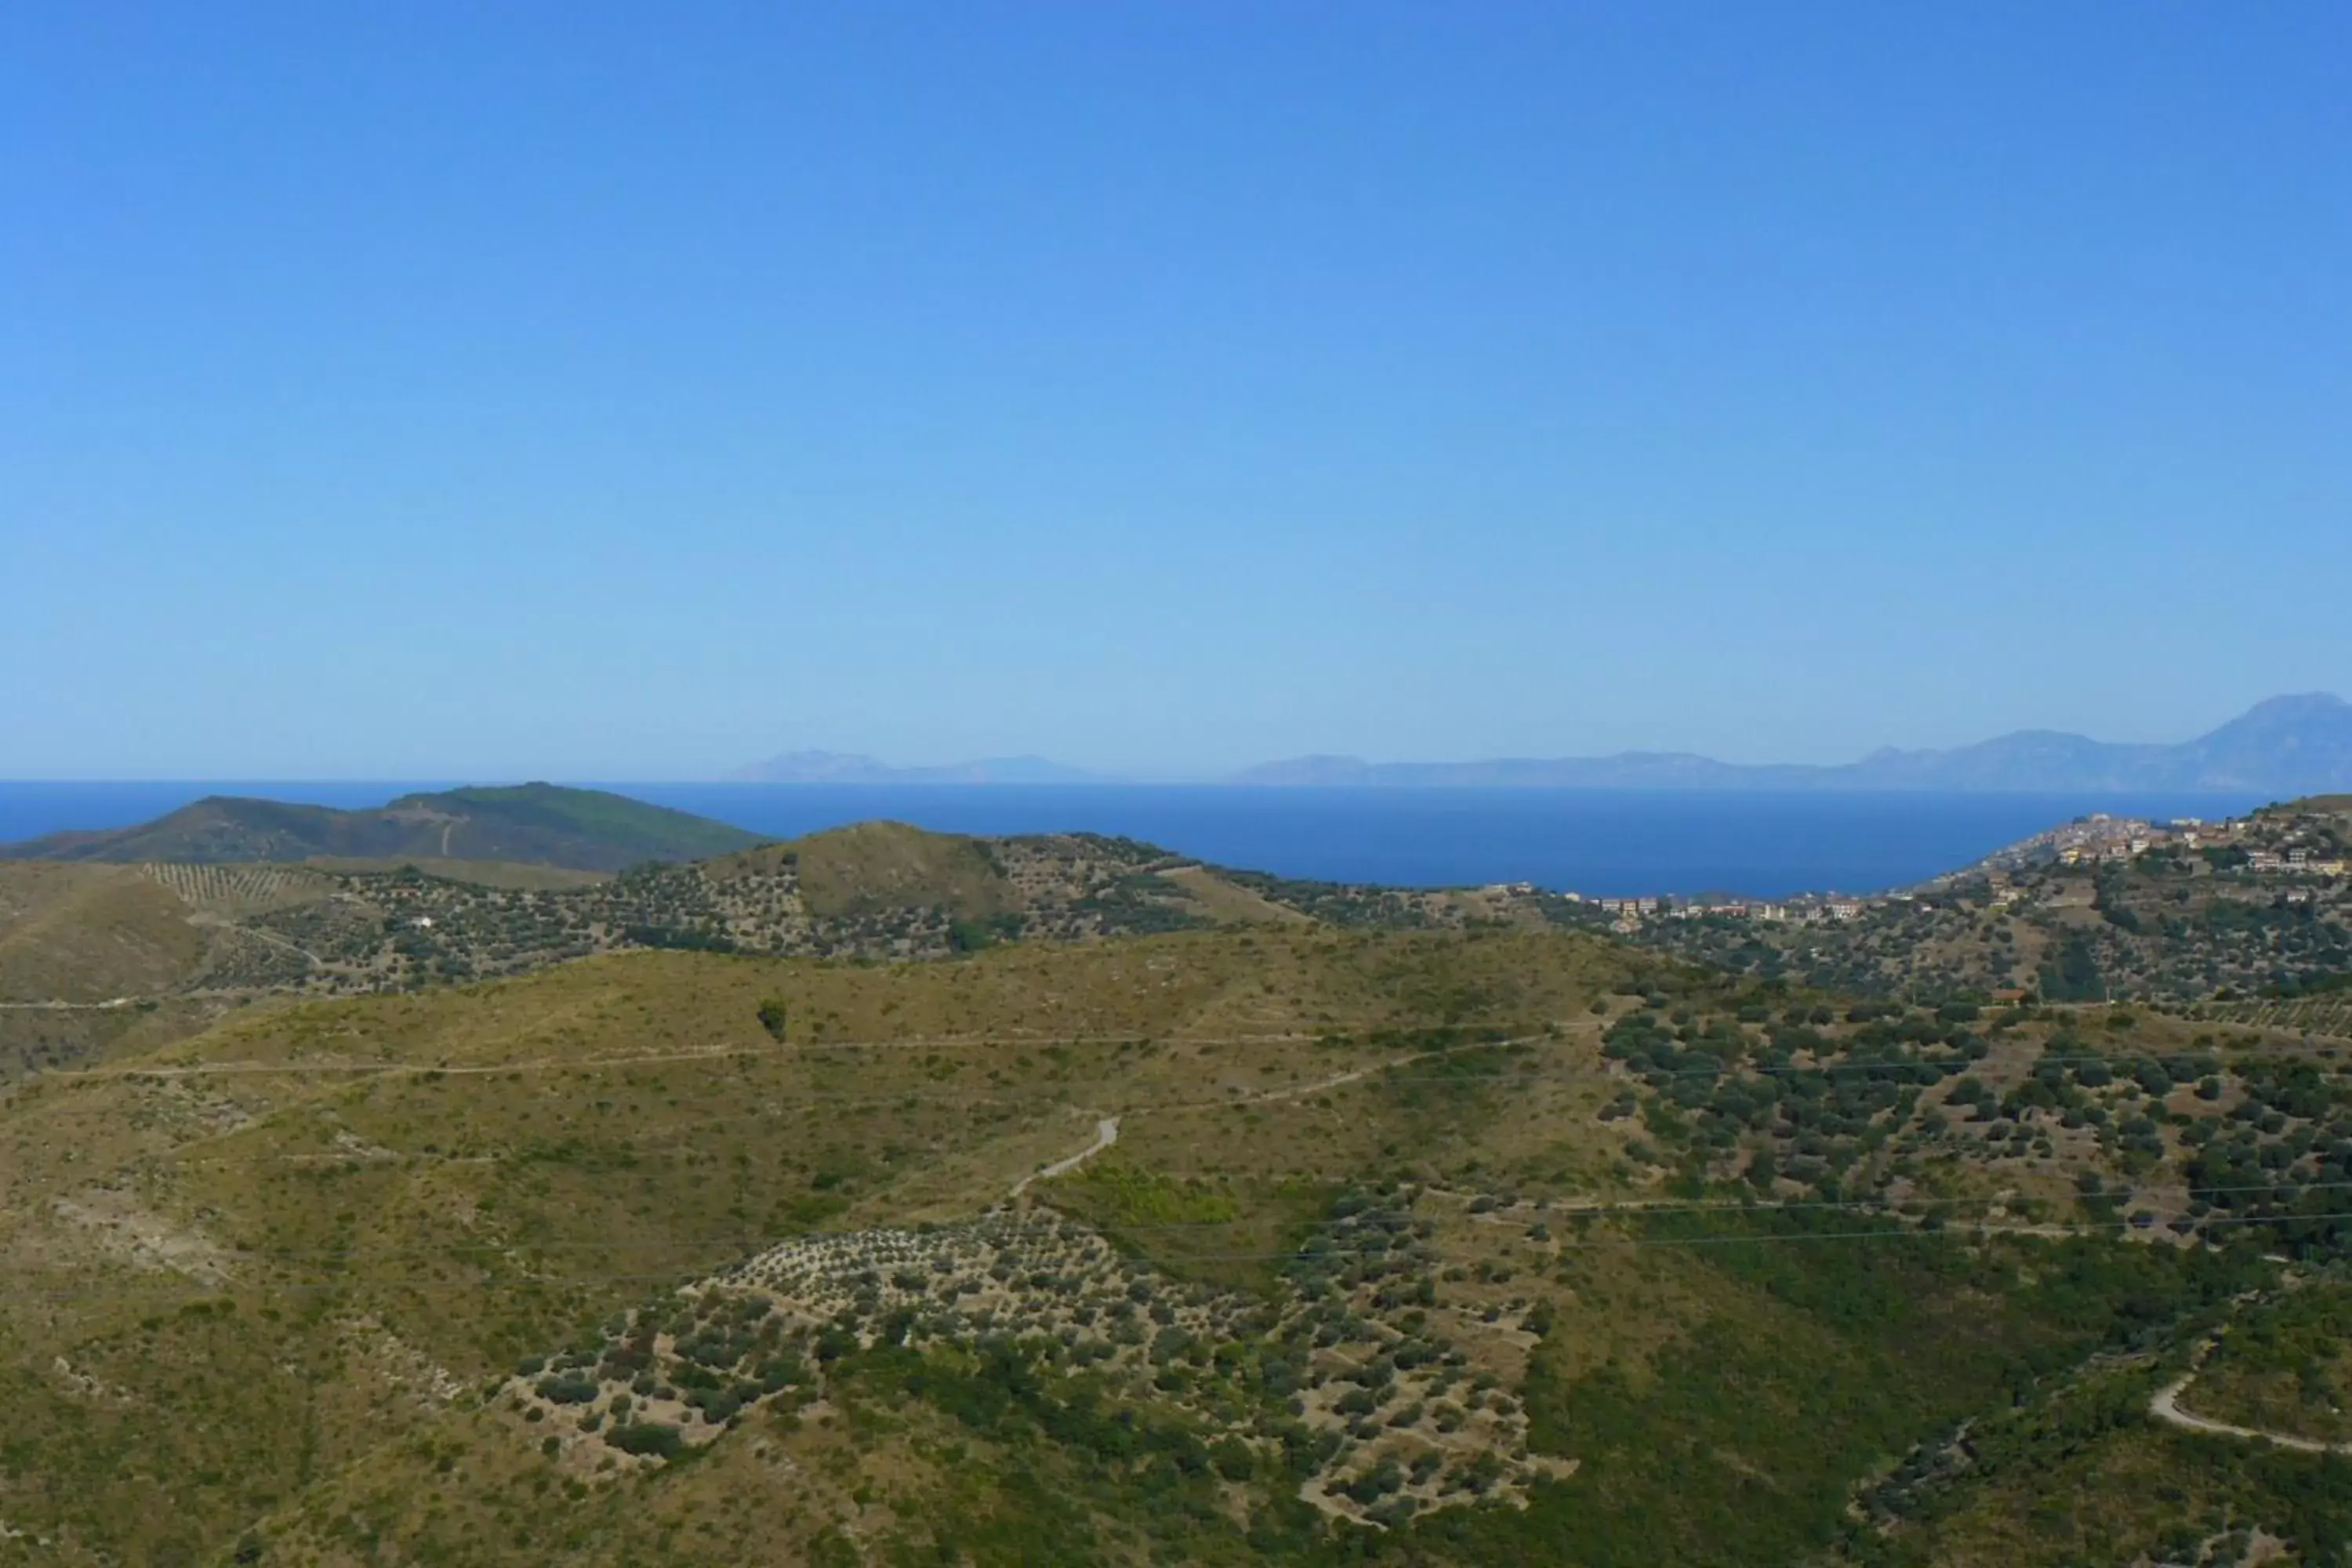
[836,1341,1265,1564]
[2190,1283,2352,1446]
[1062,1161,1242,1226]
[1047,1163,1327,1293]
[1843,1352,2352,1564]
[1430,1216,2259,1568]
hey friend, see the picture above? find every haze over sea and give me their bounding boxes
[0,784,2270,899]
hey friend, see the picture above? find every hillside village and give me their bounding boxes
[1613,798,2352,1007]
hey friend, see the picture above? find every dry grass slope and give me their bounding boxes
[1156,864,1315,924]
[786,822,1016,920]
[0,864,212,1004]
[0,928,1641,1562]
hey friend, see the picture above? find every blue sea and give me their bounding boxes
[0,782,2270,898]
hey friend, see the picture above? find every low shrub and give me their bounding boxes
[607,1422,684,1460]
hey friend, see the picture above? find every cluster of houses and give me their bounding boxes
[1560,806,2345,937]
[1589,895,1866,931]
[2038,811,2343,867]
[2247,848,2350,876]
[2042,814,2344,877]
[2050,813,2175,865]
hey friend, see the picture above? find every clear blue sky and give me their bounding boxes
[5,3,2347,780]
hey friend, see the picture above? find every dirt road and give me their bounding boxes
[1008,1116,1121,1199]
[2150,1362,2352,1455]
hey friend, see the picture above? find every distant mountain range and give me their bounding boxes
[0,784,764,871]
[742,694,2352,794]
[1230,695,2352,793]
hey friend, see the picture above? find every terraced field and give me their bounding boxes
[140,861,333,912]
[2186,994,2352,1040]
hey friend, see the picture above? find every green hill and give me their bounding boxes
[0,784,765,873]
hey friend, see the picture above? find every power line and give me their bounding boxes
[25,1031,1344,1083]
[20,1026,1498,1077]
[22,1197,2343,1273]
[16,1018,2322,1094]
[9,1050,2344,1130]
[61,1178,2347,1262]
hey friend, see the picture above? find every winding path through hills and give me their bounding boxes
[2150,1346,2352,1455]
[1004,1031,1563,1203]
[196,915,325,968]
[1008,1116,1121,1199]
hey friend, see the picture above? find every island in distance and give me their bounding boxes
[0,782,762,873]
[739,693,2352,796]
